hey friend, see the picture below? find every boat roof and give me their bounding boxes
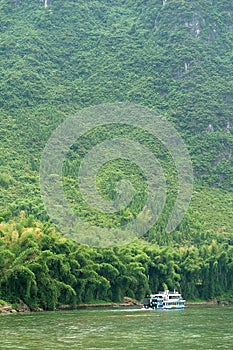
[150,290,183,297]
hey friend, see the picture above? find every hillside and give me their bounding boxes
[1,0,233,308]
[0,0,233,237]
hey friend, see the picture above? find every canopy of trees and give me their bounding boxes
[1,214,233,309]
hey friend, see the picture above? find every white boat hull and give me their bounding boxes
[142,289,186,310]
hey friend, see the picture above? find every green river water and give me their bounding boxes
[0,306,232,350]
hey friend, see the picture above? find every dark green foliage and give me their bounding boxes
[1,215,233,307]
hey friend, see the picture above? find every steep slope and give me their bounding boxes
[0,0,232,237]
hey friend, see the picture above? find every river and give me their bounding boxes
[0,306,232,349]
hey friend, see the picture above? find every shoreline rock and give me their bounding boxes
[15,300,30,313]
[0,300,44,314]
[0,304,17,314]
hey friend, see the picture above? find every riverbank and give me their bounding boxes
[0,301,27,314]
[0,297,141,314]
[1,297,231,314]
[186,299,218,306]
[59,297,142,310]
[0,300,43,314]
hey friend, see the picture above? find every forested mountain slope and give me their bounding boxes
[0,0,233,233]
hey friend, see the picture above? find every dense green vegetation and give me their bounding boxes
[1,0,233,216]
[1,214,233,309]
[0,0,233,307]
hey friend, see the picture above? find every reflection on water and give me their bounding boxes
[0,306,232,349]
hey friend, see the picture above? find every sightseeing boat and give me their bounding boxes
[142,290,185,310]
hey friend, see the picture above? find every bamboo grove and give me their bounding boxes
[1,213,233,310]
